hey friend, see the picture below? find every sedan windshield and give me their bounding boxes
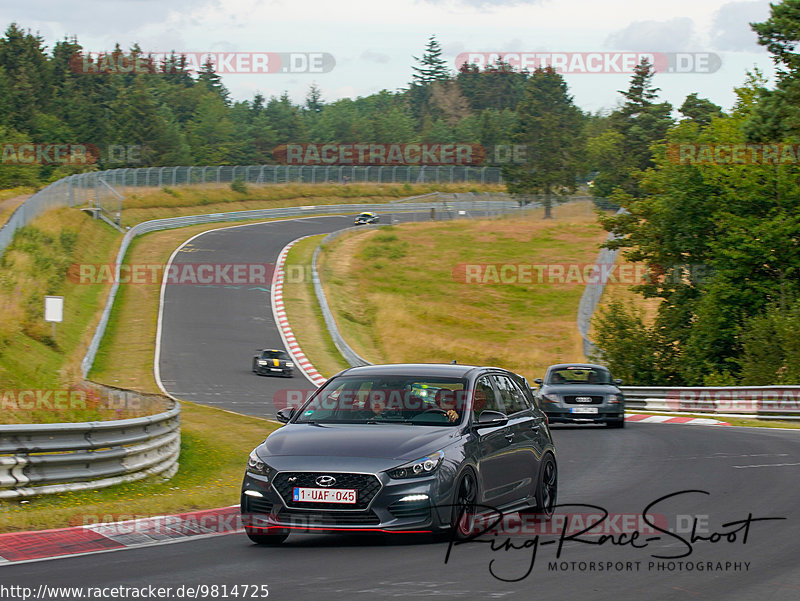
[261,350,289,360]
[295,375,467,425]
[547,367,612,385]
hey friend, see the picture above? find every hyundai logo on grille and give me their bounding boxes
[576,397,593,403]
[315,475,337,487]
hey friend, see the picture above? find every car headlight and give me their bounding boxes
[257,360,267,366]
[387,450,445,479]
[608,394,623,404]
[247,450,272,478]
[542,393,559,403]
[285,362,294,368]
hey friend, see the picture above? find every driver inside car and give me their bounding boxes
[431,389,460,422]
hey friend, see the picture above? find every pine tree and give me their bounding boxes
[503,67,585,218]
[198,58,230,105]
[411,35,450,85]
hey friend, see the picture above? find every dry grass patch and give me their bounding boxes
[320,201,609,381]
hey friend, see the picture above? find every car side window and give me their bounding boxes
[494,375,531,415]
[472,376,501,418]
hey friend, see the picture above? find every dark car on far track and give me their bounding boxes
[252,349,294,378]
[533,363,625,428]
[241,363,557,544]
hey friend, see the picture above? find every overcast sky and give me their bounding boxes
[1,0,779,113]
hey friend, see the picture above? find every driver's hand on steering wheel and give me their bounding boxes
[445,409,459,422]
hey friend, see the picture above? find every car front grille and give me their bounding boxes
[272,472,382,510]
[274,508,380,527]
[563,395,604,405]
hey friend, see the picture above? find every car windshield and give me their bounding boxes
[261,350,289,360]
[294,375,467,425]
[547,367,612,385]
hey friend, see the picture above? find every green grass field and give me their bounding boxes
[318,200,607,383]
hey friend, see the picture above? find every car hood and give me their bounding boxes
[259,423,458,461]
[540,384,620,396]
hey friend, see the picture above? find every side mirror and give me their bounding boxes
[534,378,543,385]
[276,407,297,424]
[473,410,509,429]
[614,379,623,386]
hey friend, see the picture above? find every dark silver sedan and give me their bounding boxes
[241,363,557,544]
[534,363,625,428]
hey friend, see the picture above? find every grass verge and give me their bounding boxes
[0,210,120,399]
[318,200,607,382]
[0,401,278,533]
[282,235,350,379]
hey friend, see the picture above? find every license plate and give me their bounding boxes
[293,487,357,504]
[571,407,599,414]
[270,368,282,372]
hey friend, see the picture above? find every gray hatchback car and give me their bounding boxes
[534,363,625,428]
[241,363,557,544]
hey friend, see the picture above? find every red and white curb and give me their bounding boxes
[272,236,327,387]
[625,413,730,426]
[0,506,241,564]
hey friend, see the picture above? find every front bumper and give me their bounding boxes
[544,406,624,424]
[254,365,293,376]
[241,469,450,535]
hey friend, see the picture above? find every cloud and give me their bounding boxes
[0,0,217,35]
[710,0,771,51]
[418,0,543,8]
[360,49,390,64]
[605,17,698,52]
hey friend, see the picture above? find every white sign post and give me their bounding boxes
[44,296,64,340]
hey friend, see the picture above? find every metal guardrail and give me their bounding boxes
[577,207,625,359]
[0,397,180,499]
[620,385,800,417]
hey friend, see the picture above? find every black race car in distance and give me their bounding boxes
[354,212,379,225]
[252,349,294,377]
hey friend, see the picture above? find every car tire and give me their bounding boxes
[450,469,479,541]
[252,359,259,374]
[533,454,557,519]
[245,530,288,545]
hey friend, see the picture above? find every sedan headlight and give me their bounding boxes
[285,362,294,368]
[257,360,267,366]
[387,450,445,479]
[247,450,272,478]
[608,394,623,404]
[542,393,559,403]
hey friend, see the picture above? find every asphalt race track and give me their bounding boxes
[3,213,799,600]
[156,210,461,417]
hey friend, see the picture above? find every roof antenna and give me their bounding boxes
[450,360,457,364]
